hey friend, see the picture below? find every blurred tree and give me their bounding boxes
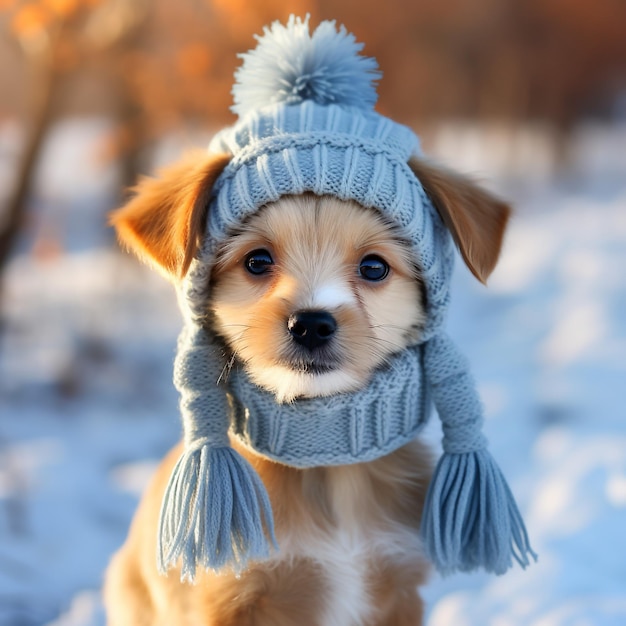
[1,0,625,313]
[0,0,75,291]
[0,0,149,311]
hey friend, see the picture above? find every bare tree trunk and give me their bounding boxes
[0,53,61,319]
[116,96,149,197]
[114,6,151,205]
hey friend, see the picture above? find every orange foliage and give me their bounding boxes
[8,0,105,53]
[177,44,213,79]
[43,0,78,17]
[11,3,50,36]
[211,0,312,35]
[4,0,626,137]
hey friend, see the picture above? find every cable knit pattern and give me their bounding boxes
[423,333,488,454]
[183,99,456,341]
[158,325,277,581]
[157,16,535,581]
[228,345,428,467]
[173,326,231,448]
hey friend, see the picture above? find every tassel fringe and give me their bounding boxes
[157,445,277,582]
[420,449,537,576]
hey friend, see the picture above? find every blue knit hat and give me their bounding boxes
[158,15,536,582]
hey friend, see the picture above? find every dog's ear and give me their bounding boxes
[409,157,511,284]
[110,151,231,280]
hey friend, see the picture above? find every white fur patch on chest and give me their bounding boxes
[316,528,373,626]
[272,465,424,626]
[276,523,377,626]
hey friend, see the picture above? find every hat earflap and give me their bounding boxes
[420,333,537,574]
[157,324,276,582]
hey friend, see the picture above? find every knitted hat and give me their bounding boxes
[158,15,536,582]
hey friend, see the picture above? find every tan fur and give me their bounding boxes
[105,438,432,626]
[110,151,230,280]
[409,156,511,284]
[106,155,510,625]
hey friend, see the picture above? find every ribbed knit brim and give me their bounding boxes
[182,100,455,342]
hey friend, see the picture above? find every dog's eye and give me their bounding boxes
[359,255,389,281]
[244,249,274,275]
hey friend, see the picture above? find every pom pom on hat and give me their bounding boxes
[232,14,381,117]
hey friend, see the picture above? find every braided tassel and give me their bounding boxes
[157,325,276,582]
[158,443,276,581]
[421,334,537,575]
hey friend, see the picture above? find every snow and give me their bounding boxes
[1,119,625,625]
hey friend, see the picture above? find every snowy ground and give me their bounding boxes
[0,119,625,625]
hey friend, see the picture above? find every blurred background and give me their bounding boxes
[1,1,625,625]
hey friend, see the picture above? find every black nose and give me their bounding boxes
[287,310,337,351]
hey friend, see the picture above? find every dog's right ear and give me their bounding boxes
[110,151,231,280]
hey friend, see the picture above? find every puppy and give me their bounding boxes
[104,150,510,626]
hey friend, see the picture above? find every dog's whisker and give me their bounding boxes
[217,352,238,384]
[370,322,425,336]
[362,335,407,352]
[218,323,252,329]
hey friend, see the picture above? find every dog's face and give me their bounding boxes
[111,152,509,400]
[210,195,425,402]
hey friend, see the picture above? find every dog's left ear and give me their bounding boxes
[110,151,231,280]
[409,157,511,284]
